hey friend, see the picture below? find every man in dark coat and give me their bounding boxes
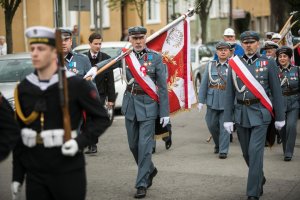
[85,32,116,154]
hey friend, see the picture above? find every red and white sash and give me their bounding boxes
[123,48,159,102]
[229,56,274,116]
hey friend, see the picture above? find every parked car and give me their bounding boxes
[74,41,131,113]
[205,41,219,55]
[0,53,34,108]
[190,44,213,95]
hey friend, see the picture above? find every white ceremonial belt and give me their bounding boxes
[21,128,77,148]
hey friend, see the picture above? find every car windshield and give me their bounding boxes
[102,47,122,57]
[0,58,34,82]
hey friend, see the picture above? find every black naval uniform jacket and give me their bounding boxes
[88,51,116,103]
[12,71,110,183]
[0,93,20,161]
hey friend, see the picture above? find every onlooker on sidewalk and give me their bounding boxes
[85,32,116,154]
[0,36,7,55]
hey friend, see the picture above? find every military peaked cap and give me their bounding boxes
[262,41,279,50]
[240,31,260,42]
[25,26,55,47]
[216,41,231,49]
[128,26,147,36]
[59,28,72,37]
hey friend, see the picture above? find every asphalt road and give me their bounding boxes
[0,108,299,200]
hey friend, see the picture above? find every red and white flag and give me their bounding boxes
[147,18,197,114]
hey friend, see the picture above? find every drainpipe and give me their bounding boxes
[23,0,28,52]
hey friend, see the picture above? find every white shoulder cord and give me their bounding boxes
[208,61,220,84]
[232,70,246,93]
[279,67,289,86]
[122,62,135,85]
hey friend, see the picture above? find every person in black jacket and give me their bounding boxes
[85,32,116,154]
[0,93,20,162]
[11,26,110,200]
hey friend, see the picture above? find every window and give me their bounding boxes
[59,0,110,30]
[146,0,160,24]
[90,0,110,29]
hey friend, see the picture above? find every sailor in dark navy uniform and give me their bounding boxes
[0,92,20,162]
[224,31,285,200]
[276,46,300,161]
[11,26,110,200]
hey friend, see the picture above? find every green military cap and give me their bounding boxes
[128,26,147,36]
[59,28,72,39]
[240,31,260,42]
[276,46,293,58]
[215,41,231,50]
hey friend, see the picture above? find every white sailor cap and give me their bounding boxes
[25,26,55,46]
[271,33,281,40]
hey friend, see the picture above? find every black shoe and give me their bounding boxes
[260,176,266,196]
[134,187,147,199]
[219,153,227,159]
[147,168,158,188]
[85,145,97,154]
[165,138,172,150]
[152,147,156,154]
[247,197,259,200]
[284,156,292,161]
[277,135,282,144]
[214,147,219,154]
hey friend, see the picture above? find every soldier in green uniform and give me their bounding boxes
[276,46,299,161]
[122,26,170,198]
[224,31,285,200]
[60,29,92,78]
[198,41,231,159]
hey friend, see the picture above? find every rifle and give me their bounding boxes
[55,29,72,141]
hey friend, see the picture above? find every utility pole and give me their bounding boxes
[229,0,232,27]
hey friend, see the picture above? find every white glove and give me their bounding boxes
[224,122,234,134]
[11,181,21,200]
[41,129,64,148]
[21,128,37,147]
[275,120,285,130]
[61,139,79,156]
[83,66,97,79]
[160,117,170,128]
[197,103,204,112]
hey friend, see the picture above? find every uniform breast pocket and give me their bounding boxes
[146,66,156,79]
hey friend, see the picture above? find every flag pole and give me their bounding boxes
[279,11,298,35]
